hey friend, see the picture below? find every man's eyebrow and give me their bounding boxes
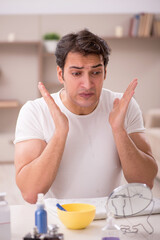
[69,64,103,69]
[69,66,84,69]
[91,64,103,68]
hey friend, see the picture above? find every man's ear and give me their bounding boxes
[57,66,64,84]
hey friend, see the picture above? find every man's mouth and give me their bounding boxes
[79,92,95,99]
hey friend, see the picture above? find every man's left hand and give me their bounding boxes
[109,78,138,133]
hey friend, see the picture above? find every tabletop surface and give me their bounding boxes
[11,204,160,240]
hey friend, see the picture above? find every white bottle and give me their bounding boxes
[101,212,120,240]
[0,192,11,240]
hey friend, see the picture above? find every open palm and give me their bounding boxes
[109,79,138,132]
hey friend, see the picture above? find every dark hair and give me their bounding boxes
[55,29,111,71]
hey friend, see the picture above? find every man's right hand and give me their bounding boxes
[15,83,69,203]
[38,82,69,135]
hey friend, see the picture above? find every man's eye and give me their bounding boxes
[72,72,81,76]
[92,71,101,75]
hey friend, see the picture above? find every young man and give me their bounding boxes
[14,30,158,204]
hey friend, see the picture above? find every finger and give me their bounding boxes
[122,79,137,105]
[119,79,137,111]
[123,78,138,98]
[121,90,135,109]
[38,82,50,97]
[38,82,58,110]
[129,78,138,92]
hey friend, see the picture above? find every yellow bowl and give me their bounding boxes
[57,203,96,229]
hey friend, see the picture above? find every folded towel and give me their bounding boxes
[45,197,160,220]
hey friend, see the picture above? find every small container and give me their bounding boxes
[115,26,123,38]
[0,192,11,240]
[23,226,40,240]
[35,193,47,234]
[101,212,120,240]
[46,224,64,240]
[23,225,64,240]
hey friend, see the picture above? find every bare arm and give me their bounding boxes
[109,79,158,188]
[112,131,157,188]
[15,83,69,203]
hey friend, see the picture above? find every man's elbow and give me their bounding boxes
[22,191,38,204]
[16,178,38,204]
[149,161,159,189]
[125,172,157,190]
[146,180,154,190]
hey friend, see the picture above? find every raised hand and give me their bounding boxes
[38,82,69,135]
[109,78,138,133]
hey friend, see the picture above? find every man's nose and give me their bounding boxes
[82,74,93,89]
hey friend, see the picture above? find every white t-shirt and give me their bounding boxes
[14,88,145,198]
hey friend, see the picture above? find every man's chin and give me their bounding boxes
[76,100,98,111]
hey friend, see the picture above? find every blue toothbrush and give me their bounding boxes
[56,203,67,211]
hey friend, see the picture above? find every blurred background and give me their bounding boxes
[0,0,160,204]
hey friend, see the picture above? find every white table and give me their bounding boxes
[11,204,160,240]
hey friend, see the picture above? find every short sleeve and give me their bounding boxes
[125,97,145,134]
[14,101,44,144]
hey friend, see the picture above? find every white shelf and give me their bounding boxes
[0,100,20,108]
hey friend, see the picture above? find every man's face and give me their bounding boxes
[57,52,106,115]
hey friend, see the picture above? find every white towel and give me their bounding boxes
[45,197,160,220]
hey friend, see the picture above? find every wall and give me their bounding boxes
[105,38,160,114]
[0,14,160,114]
[0,0,160,14]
